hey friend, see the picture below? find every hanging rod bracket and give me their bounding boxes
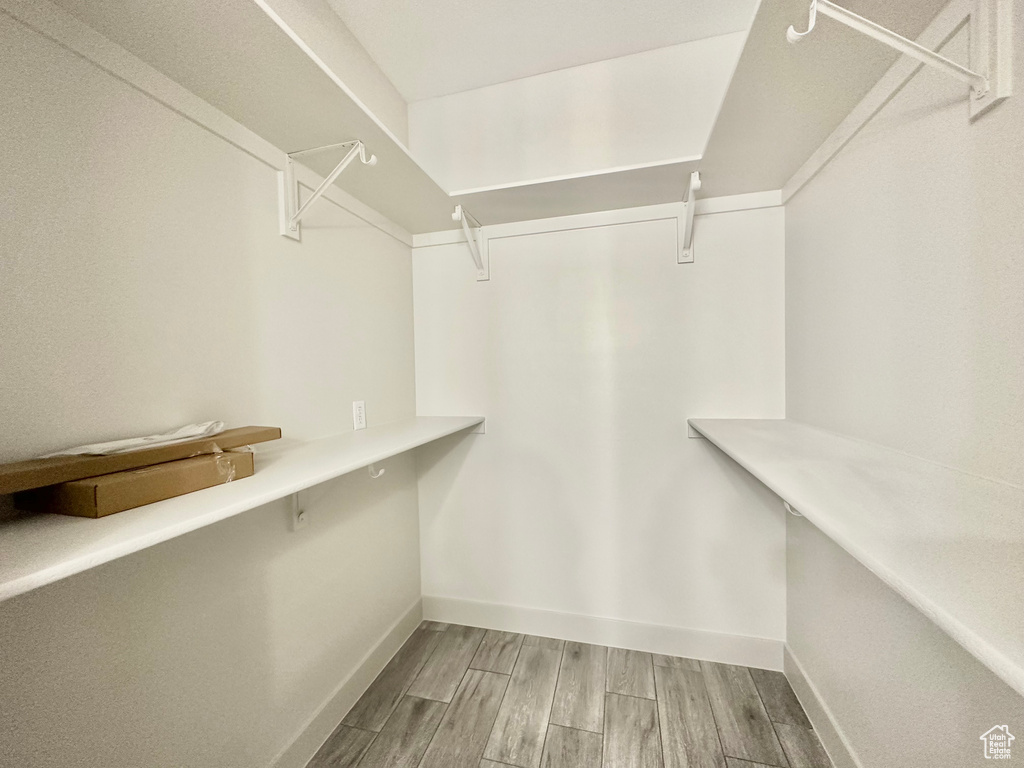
[969,0,1013,119]
[278,140,377,240]
[289,493,308,530]
[787,0,1012,120]
[453,205,489,281]
[678,171,701,264]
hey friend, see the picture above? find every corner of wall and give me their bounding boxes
[274,598,423,768]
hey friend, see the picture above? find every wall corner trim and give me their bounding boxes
[423,595,784,671]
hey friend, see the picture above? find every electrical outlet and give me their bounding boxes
[353,400,366,431]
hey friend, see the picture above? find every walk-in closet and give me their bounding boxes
[1,1,1021,766]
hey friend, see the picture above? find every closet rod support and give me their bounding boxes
[288,140,368,158]
[279,140,377,240]
[290,493,308,530]
[787,0,1009,113]
[453,205,489,281]
[679,171,701,264]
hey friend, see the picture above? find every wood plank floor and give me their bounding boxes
[308,623,832,768]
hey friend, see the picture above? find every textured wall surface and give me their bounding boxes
[785,16,1024,768]
[0,12,420,767]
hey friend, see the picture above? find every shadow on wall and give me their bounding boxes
[0,453,421,768]
[0,495,16,523]
[0,511,276,767]
[263,454,419,703]
[415,427,602,617]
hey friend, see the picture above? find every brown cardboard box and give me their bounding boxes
[15,451,255,518]
[0,426,278,495]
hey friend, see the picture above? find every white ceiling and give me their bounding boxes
[326,0,758,102]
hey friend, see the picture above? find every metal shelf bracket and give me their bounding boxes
[788,0,1012,120]
[453,205,489,281]
[678,171,701,264]
[278,140,377,240]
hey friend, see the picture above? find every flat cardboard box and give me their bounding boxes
[0,426,278,495]
[15,451,255,518]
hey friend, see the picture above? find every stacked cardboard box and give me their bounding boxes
[2,426,281,518]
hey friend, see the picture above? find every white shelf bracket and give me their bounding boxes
[278,140,377,240]
[453,205,489,281]
[788,0,1012,120]
[678,171,701,264]
[290,493,308,530]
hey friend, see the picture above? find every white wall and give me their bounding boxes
[413,206,787,666]
[0,11,420,767]
[788,517,1024,768]
[785,12,1024,767]
[408,33,746,193]
[785,30,1024,488]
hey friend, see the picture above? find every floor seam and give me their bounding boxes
[533,640,566,766]
[695,660,731,768]
[548,722,604,736]
[477,670,514,767]
[349,727,379,768]
[479,638,516,765]
[411,623,468,768]
[722,749,790,768]
[603,690,657,702]
[748,666,791,768]
[769,719,794,768]
[345,723,379,735]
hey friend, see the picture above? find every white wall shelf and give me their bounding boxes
[450,158,701,227]
[688,418,1024,697]
[36,0,702,235]
[0,416,483,604]
[38,0,454,234]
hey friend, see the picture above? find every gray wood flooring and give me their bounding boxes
[308,622,832,768]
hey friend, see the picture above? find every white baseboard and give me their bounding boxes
[423,595,783,671]
[273,598,424,768]
[784,646,862,768]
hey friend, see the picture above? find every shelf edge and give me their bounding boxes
[0,416,483,603]
[687,417,1024,698]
